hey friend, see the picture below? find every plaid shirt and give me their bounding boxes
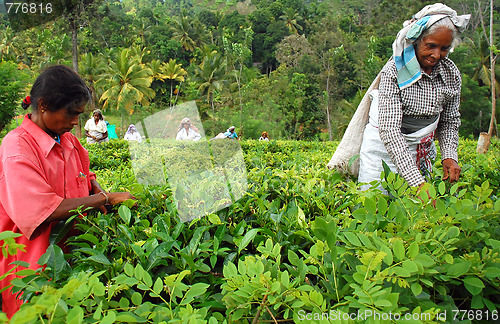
[378,57,461,187]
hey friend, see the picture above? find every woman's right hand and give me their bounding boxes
[107,192,136,205]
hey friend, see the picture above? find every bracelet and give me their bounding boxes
[98,191,109,204]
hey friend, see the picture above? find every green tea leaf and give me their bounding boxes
[288,250,300,267]
[447,261,471,277]
[411,282,422,296]
[77,233,100,246]
[438,181,446,195]
[374,299,392,307]
[208,214,223,225]
[124,263,134,277]
[223,262,237,278]
[343,232,361,246]
[0,231,22,241]
[238,229,259,253]
[131,292,142,306]
[380,245,393,265]
[115,313,139,323]
[181,283,210,305]
[494,199,500,211]
[100,311,117,324]
[66,306,84,324]
[463,276,485,295]
[118,205,131,224]
[393,240,405,261]
[121,199,137,209]
[378,197,388,215]
[88,253,111,265]
[281,271,290,288]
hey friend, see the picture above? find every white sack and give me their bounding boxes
[326,73,381,176]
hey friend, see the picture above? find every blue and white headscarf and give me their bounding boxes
[393,3,470,89]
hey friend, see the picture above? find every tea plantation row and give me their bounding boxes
[1,138,499,323]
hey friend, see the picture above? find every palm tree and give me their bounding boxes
[171,13,196,52]
[191,19,211,50]
[98,48,154,129]
[129,45,150,65]
[194,50,227,118]
[79,52,107,109]
[0,26,20,61]
[148,59,165,82]
[223,28,253,130]
[162,59,187,107]
[131,18,151,45]
[464,36,500,96]
[280,8,303,35]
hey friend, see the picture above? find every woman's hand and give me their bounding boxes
[107,192,136,205]
[442,158,461,182]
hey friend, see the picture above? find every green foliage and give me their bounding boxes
[0,61,30,133]
[2,139,499,323]
[83,139,131,170]
[459,75,492,137]
[2,0,497,139]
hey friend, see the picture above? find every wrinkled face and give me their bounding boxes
[44,105,85,135]
[182,123,190,129]
[415,27,453,74]
[93,112,101,121]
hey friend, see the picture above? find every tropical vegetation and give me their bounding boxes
[0,0,498,140]
[0,1,499,323]
[0,139,498,323]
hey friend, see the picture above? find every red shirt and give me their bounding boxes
[0,115,94,317]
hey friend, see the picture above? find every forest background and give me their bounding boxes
[0,0,498,141]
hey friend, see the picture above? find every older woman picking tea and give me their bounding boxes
[358,3,470,189]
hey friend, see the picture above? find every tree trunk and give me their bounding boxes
[71,19,82,138]
[211,93,215,121]
[237,67,243,136]
[487,0,496,138]
[325,72,332,141]
[170,82,173,108]
[477,132,491,153]
[476,0,496,153]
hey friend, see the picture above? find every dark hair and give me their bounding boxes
[21,65,91,112]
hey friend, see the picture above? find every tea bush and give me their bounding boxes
[1,138,499,323]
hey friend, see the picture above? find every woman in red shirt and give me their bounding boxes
[0,65,135,317]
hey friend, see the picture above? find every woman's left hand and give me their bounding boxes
[442,158,461,182]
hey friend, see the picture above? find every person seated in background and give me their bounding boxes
[259,131,269,141]
[84,109,108,144]
[124,124,142,143]
[224,126,238,139]
[176,117,201,141]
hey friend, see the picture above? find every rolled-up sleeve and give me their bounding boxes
[0,155,63,239]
